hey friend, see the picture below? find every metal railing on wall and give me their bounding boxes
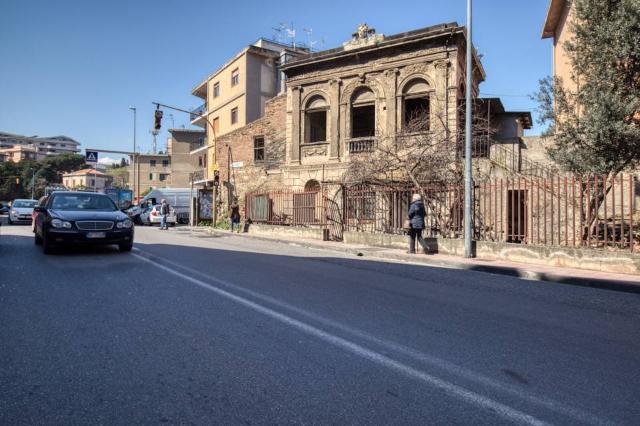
[343,175,637,252]
[245,189,327,227]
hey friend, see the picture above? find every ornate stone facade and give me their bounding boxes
[280,22,485,189]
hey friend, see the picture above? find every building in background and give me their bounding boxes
[0,145,39,162]
[0,132,81,158]
[542,0,575,94]
[189,38,308,187]
[62,168,112,191]
[167,129,204,188]
[129,153,172,195]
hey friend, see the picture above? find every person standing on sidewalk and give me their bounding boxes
[229,198,241,233]
[160,198,170,230]
[407,193,429,254]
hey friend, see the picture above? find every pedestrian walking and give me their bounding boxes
[407,193,430,254]
[229,198,241,233]
[160,198,170,230]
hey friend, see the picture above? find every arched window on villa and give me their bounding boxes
[351,87,376,138]
[402,78,430,131]
[304,179,321,192]
[304,95,328,143]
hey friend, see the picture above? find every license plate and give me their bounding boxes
[86,232,106,239]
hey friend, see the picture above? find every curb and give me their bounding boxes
[191,227,640,294]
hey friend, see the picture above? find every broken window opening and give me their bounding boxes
[351,87,376,138]
[304,95,328,143]
[306,110,327,143]
[403,96,430,130]
[351,104,376,138]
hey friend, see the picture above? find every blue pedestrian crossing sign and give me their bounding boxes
[85,151,98,163]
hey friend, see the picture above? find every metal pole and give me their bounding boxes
[31,169,35,199]
[464,0,474,258]
[129,107,137,201]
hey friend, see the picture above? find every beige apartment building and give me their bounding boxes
[0,145,39,162]
[167,129,204,187]
[542,0,575,94]
[0,131,81,158]
[129,154,172,195]
[190,38,308,184]
[63,168,112,191]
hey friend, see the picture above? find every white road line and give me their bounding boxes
[135,250,608,426]
[132,252,548,426]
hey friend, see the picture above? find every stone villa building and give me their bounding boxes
[211,22,532,206]
[278,22,485,189]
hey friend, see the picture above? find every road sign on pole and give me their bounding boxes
[85,151,99,163]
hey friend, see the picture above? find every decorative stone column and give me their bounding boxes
[328,78,341,160]
[434,60,451,132]
[385,68,399,139]
[290,86,302,164]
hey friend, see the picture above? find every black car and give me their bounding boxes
[33,191,134,254]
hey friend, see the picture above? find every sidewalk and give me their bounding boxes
[191,227,640,293]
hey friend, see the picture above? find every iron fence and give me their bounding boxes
[344,175,638,251]
[343,183,465,238]
[245,189,326,226]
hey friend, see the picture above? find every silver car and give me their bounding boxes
[8,199,38,224]
[139,204,177,226]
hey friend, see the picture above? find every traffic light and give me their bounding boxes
[154,106,163,130]
[213,170,220,187]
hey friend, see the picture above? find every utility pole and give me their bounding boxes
[30,168,35,199]
[129,106,137,201]
[464,0,475,258]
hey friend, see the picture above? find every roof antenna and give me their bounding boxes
[303,28,317,51]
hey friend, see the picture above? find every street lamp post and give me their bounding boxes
[464,0,474,258]
[30,168,35,199]
[128,106,137,201]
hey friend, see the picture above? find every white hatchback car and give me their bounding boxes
[8,199,38,224]
[140,204,177,226]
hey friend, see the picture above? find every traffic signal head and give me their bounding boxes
[213,170,220,186]
[154,107,163,130]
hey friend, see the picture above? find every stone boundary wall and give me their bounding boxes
[343,231,640,275]
[247,224,325,240]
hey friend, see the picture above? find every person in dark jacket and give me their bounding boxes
[407,193,429,254]
[160,198,170,230]
[229,198,241,233]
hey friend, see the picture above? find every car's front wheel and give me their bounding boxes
[119,242,133,252]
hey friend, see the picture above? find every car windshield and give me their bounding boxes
[51,194,117,211]
[13,200,37,208]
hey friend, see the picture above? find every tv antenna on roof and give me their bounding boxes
[303,28,317,51]
[285,22,296,48]
[272,24,285,43]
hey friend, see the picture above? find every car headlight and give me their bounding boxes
[10,210,17,216]
[51,218,72,229]
[116,219,133,229]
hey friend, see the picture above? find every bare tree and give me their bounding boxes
[342,103,493,235]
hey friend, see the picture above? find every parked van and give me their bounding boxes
[127,188,193,224]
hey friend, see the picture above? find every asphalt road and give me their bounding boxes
[1,216,639,425]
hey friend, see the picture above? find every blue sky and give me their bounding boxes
[0,0,552,163]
